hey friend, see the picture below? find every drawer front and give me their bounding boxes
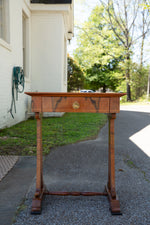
[42,96,110,113]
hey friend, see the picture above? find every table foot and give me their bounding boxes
[31,188,45,214]
[31,198,42,214]
[105,185,122,215]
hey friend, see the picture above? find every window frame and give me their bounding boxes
[22,11,30,79]
[0,0,10,44]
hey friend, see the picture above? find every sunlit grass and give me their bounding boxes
[0,113,107,156]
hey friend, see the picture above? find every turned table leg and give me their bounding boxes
[31,112,44,214]
[106,113,122,215]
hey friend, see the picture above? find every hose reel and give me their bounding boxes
[9,67,25,118]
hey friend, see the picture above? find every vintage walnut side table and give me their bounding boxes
[25,92,125,215]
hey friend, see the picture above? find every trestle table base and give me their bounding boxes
[31,112,122,216]
[25,92,125,216]
[31,188,121,215]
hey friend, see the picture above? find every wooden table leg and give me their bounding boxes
[31,112,44,214]
[106,113,122,215]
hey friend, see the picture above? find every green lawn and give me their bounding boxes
[0,113,107,156]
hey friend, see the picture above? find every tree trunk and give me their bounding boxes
[140,38,144,68]
[140,10,145,68]
[126,52,132,101]
[127,82,131,101]
[103,85,106,93]
[147,68,150,99]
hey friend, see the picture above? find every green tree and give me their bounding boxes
[67,55,85,92]
[99,0,150,100]
[74,5,125,92]
[142,0,150,98]
[86,60,123,92]
[117,63,149,100]
[130,63,149,100]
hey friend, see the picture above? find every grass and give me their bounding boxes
[120,94,150,105]
[121,101,150,106]
[0,113,107,156]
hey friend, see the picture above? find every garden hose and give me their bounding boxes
[9,67,25,118]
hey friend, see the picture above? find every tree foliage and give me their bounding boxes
[74,5,125,92]
[73,1,150,99]
[116,63,149,100]
[67,55,85,92]
[86,60,123,92]
[130,63,149,100]
[98,0,150,100]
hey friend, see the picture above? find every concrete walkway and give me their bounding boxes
[0,157,36,225]
[0,105,150,225]
[0,156,18,181]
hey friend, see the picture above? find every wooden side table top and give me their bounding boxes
[25,92,126,113]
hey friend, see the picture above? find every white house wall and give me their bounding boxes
[0,0,73,129]
[0,0,31,129]
[31,12,67,92]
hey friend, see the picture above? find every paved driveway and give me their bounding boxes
[2,105,150,225]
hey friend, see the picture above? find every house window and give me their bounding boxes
[0,0,9,43]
